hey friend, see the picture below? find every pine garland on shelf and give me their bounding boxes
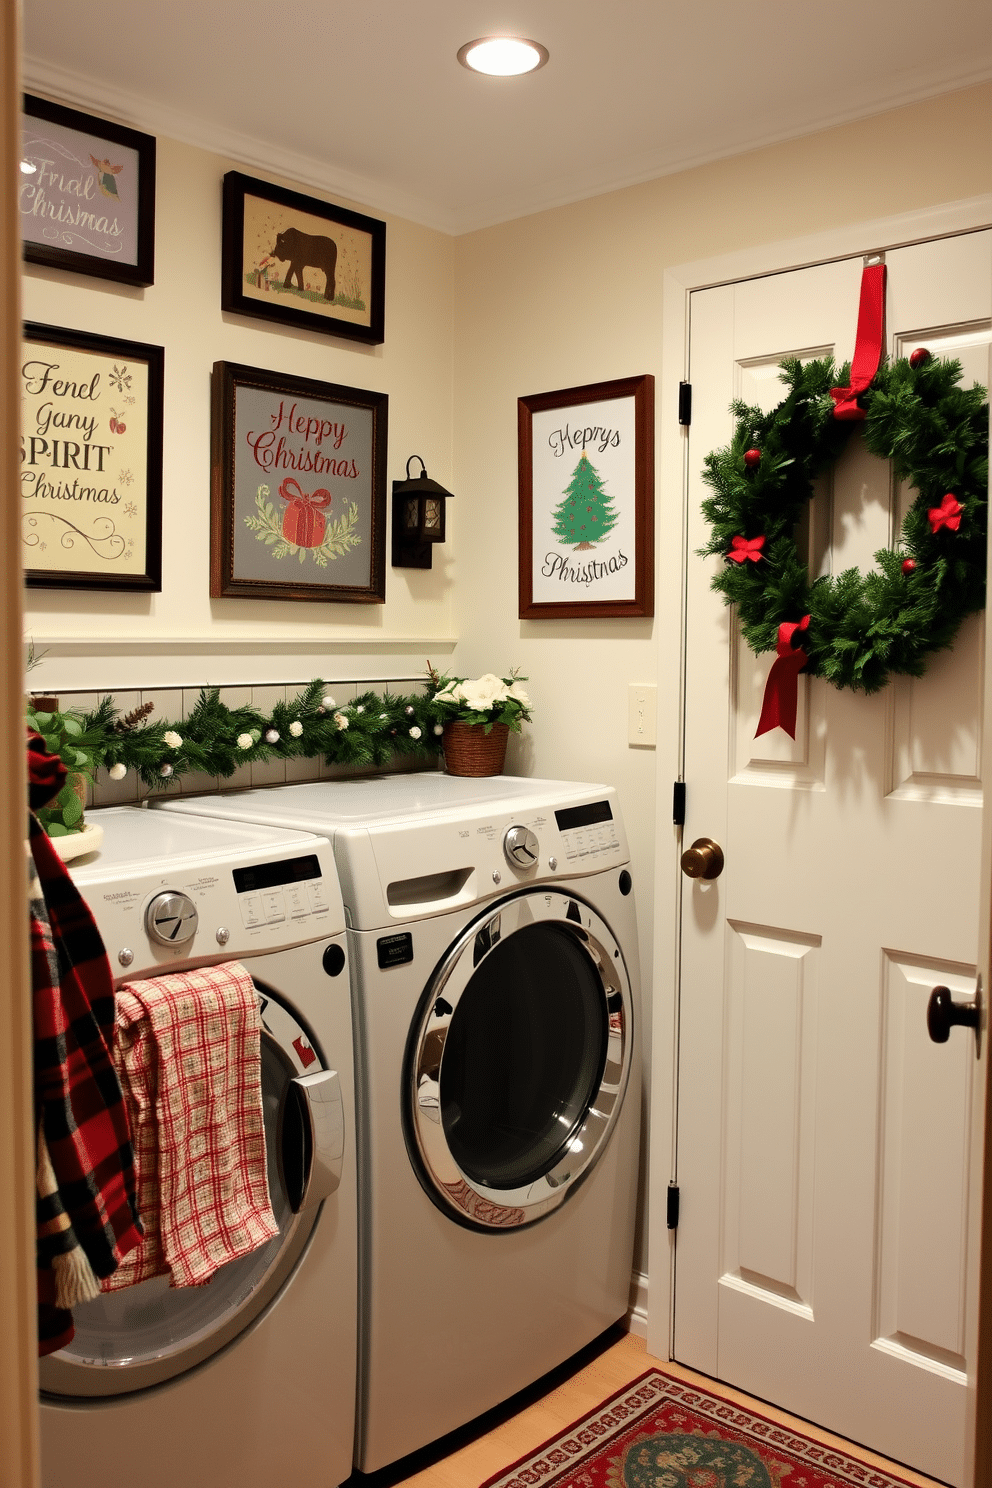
[699,352,989,694]
[29,680,444,797]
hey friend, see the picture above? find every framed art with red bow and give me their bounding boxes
[210,361,388,603]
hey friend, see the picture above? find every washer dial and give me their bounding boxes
[503,824,540,869]
[146,890,199,947]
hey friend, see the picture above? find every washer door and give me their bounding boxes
[39,977,345,1399]
[406,888,632,1230]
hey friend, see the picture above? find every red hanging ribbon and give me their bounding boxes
[829,262,887,421]
[755,616,810,739]
[277,477,332,548]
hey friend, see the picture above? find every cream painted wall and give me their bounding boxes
[18,77,992,1303]
[451,81,992,1275]
[22,133,456,677]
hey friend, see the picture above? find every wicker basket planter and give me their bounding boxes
[441,721,509,777]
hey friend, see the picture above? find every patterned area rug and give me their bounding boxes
[479,1369,917,1488]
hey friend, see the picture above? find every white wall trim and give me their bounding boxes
[648,191,992,1368]
[627,1270,649,1340]
[27,635,458,692]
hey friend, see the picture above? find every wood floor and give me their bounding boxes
[346,1329,943,1488]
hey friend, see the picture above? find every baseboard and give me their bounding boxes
[625,1270,648,1339]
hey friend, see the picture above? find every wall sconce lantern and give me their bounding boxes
[391,455,454,569]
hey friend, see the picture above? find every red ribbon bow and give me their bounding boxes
[829,262,887,421]
[928,493,962,534]
[755,616,810,740]
[277,477,332,548]
[728,535,765,564]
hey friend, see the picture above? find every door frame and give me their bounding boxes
[647,194,992,1481]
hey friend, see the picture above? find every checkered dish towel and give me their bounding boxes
[103,962,279,1290]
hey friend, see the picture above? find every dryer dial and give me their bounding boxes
[503,825,540,869]
[146,891,199,947]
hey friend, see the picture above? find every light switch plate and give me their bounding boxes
[628,683,657,747]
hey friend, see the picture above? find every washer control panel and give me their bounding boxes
[232,852,330,930]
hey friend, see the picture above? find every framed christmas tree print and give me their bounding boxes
[210,361,388,604]
[518,374,654,618]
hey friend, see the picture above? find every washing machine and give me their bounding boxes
[154,773,641,1472]
[39,805,358,1488]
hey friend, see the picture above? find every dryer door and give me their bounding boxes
[39,975,345,1399]
[406,888,633,1230]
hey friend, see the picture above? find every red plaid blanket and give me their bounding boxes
[105,962,278,1289]
[29,730,142,1353]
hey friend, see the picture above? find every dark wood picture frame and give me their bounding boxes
[21,95,156,287]
[518,374,654,619]
[21,322,163,592]
[221,171,386,345]
[210,361,388,604]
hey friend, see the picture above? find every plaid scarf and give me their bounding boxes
[28,730,142,1353]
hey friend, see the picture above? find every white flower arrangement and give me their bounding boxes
[163,730,183,748]
[237,732,253,750]
[289,720,304,737]
[426,664,532,734]
[334,712,349,730]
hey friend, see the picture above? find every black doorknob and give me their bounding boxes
[926,985,979,1044]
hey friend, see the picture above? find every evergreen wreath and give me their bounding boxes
[699,353,989,694]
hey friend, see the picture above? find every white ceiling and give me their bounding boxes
[21,0,992,235]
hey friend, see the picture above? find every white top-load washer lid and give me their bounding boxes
[151,776,629,930]
[70,805,346,975]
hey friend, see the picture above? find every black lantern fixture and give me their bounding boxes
[391,455,454,569]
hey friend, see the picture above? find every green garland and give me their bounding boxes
[28,679,444,799]
[699,354,989,693]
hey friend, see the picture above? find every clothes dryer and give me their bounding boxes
[154,775,641,1472]
[39,806,357,1488]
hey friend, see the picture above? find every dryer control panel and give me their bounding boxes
[554,799,623,866]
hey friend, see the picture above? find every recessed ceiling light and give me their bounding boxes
[457,37,549,77]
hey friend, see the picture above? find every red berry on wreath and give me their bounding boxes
[902,558,917,574]
[744,448,761,469]
[909,348,931,369]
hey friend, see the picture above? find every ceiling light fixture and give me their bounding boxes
[457,36,549,77]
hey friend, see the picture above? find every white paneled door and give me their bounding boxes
[676,230,992,1485]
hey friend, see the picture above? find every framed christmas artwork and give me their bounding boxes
[21,323,164,591]
[210,361,388,604]
[517,374,655,619]
[221,172,386,345]
[20,95,156,287]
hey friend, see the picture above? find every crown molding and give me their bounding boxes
[21,55,456,234]
[22,55,992,238]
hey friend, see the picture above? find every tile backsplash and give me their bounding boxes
[46,677,439,809]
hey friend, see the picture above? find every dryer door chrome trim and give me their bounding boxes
[39,973,340,1399]
[406,888,632,1229]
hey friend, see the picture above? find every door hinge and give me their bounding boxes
[672,780,686,827]
[667,1182,680,1230]
[678,382,692,426]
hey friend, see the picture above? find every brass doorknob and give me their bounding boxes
[927,985,980,1044]
[680,837,724,880]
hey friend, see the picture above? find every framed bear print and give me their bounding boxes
[221,172,386,345]
[210,361,388,604]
